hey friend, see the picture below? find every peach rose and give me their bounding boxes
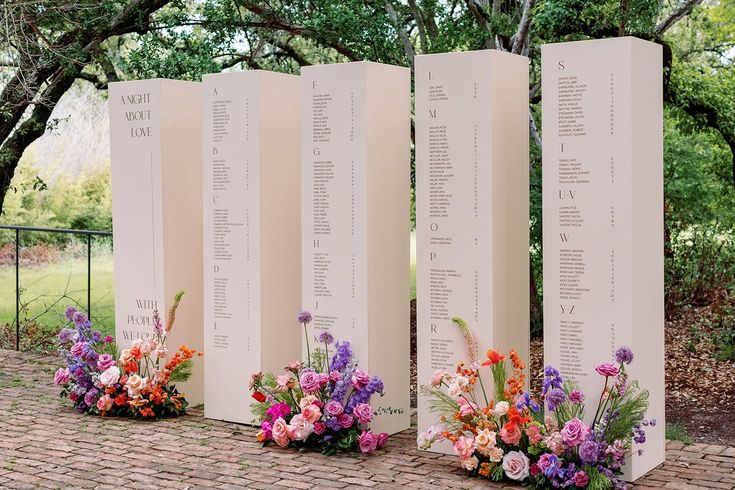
[301,404,322,424]
[289,414,314,441]
[96,394,113,412]
[272,417,290,446]
[474,429,497,457]
[125,374,147,397]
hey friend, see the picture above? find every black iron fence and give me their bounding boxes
[0,225,113,350]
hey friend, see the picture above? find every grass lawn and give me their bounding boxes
[0,256,115,337]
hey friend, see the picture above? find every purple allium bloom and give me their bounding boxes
[90,330,103,342]
[65,306,77,321]
[615,346,634,365]
[72,311,90,328]
[58,327,75,344]
[649,418,656,427]
[543,365,563,395]
[546,387,566,411]
[317,331,334,345]
[329,341,353,372]
[579,440,598,464]
[569,389,585,404]
[297,310,312,324]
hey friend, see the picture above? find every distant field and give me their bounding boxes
[0,256,115,337]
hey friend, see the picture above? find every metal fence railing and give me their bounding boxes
[0,225,113,350]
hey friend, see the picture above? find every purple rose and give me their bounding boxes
[83,388,99,407]
[561,417,590,447]
[573,471,590,487]
[54,367,71,385]
[324,400,344,417]
[329,371,342,382]
[96,354,115,372]
[70,342,86,358]
[569,389,585,404]
[353,403,373,425]
[317,373,329,387]
[376,432,389,449]
[595,363,620,377]
[351,369,370,389]
[299,371,320,393]
[358,431,377,453]
[337,413,354,429]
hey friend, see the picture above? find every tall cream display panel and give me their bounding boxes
[202,71,301,424]
[542,37,664,480]
[301,61,410,435]
[415,50,530,454]
[109,79,203,404]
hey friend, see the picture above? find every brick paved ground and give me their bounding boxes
[0,349,733,489]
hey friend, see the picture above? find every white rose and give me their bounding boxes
[462,456,479,471]
[99,366,120,387]
[288,414,314,441]
[125,374,147,397]
[495,401,510,417]
[502,451,530,481]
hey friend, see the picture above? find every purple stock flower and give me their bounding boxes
[329,341,353,372]
[325,416,341,432]
[330,366,354,404]
[346,376,384,412]
[545,387,566,411]
[615,346,634,365]
[297,310,312,324]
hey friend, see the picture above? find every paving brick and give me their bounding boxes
[1,348,735,489]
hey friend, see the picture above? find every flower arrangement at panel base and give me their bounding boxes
[418,317,652,489]
[249,310,389,455]
[54,291,201,418]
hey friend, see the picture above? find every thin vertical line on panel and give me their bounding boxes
[150,151,156,286]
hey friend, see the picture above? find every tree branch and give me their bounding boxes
[655,0,704,37]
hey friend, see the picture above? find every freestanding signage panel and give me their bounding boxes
[109,79,203,404]
[301,61,411,435]
[415,50,531,454]
[202,70,301,424]
[542,37,665,480]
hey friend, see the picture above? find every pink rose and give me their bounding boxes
[358,431,378,453]
[337,413,354,429]
[299,371,321,393]
[376,432,389,449]
[525,424,543,445]
[317,373,330,387]
[573,470,590,487]
[314,422,326,435]
[288,414,314,441]
[453,436,475,461]
[353,403,374,425]
[595,363,620,377]
[96,354,115,371]
[324,400,344,417]
[430,369,445,386]
[329,371,342,382]
[561,417,590,447]
[351,369,370,389]
[96,394,113,412]
[502,451,530,481]
[500,424,522,445]
[70,342,86,358]
[272,417,290,446]
[458,398,477,418]
[54,367,71,385]
[301,404,322,424]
